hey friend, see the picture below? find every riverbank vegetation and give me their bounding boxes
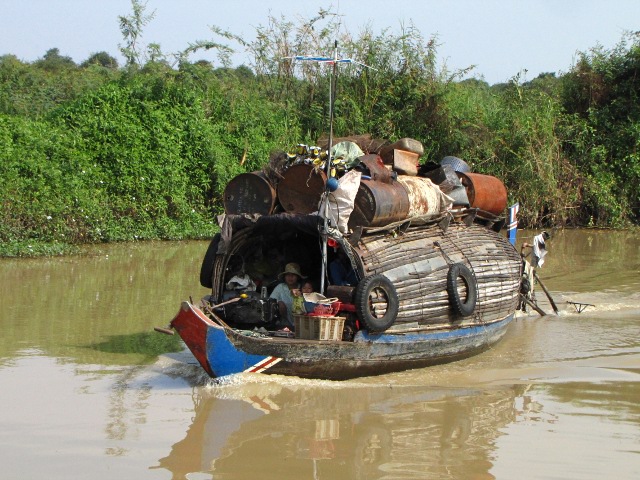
[1,3,639,256]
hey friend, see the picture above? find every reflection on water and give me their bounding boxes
[0,231,639,479]
[153,366,640,480]
[157,381,524,480]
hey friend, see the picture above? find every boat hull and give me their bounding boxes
[170,302,513,381]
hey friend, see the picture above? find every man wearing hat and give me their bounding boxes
[269,262,306,328]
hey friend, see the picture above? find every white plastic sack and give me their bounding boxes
[319,169,361,233]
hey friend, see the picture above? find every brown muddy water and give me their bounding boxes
[0,229,638,479]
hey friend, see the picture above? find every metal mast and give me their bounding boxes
[285,43,372,293]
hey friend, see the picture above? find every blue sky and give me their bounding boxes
[1,0,638,84]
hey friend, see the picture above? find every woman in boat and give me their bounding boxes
[269,262,307,329]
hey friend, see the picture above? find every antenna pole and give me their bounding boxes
[320,40,339,295]
[327,40,338,179]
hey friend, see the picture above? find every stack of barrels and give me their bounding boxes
[222,137,508,227]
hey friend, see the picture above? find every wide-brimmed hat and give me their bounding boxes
[279,262,306,279]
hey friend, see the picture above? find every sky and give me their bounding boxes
[1,0,639,85]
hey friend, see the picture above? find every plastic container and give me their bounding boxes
[304,301,341,315]
[447,184,470,207]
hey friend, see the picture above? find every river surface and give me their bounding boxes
[0,229,638,479]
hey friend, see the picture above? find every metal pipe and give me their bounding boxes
[320,41,338,294]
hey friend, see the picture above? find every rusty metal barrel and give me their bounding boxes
[277,163,327,214]
[223,172,276,215]
[397,176,441,217]
[348,179,410,228]
[458,172,508,215]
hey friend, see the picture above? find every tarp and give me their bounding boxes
[217,213,323,254]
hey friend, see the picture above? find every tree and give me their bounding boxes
[34,48,76,71]
[81,51,119,69]
[118,0,156,67]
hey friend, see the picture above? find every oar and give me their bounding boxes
[153,325,174,335]
[521,295,547,316]
[205,296,244,309]
[201,301,236,329]
[534,272,559,314]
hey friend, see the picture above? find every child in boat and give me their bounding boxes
[301,280,315,294]
[269,262,306,328]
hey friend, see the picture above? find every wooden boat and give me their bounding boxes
[164,209,523,381]
[160,46,522,381]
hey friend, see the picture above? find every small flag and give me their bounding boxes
[508,203,519,245]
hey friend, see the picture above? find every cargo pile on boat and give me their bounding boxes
[223,134,508,231]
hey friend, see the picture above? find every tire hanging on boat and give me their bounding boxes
[200,233,221,288]
[447,263,477,317]
[354,274,399,332]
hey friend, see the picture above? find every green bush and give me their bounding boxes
[1,11,639,257]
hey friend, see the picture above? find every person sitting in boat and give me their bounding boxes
[329,248,358,286]
[269,262,307,329]
[301,279,315,294]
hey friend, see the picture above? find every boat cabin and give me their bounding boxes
[200,209,522,340]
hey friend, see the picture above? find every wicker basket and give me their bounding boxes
[294,315,345,341]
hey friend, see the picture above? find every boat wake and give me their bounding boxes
[152,346,375,389]
[153,348,212,385]
[520,289,640,318]
[203,370,378,391]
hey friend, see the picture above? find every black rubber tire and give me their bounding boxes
[199,233,221,288]
[447,263,477,317]
[354,274,399,332]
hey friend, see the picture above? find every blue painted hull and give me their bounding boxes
[171,302,514,380]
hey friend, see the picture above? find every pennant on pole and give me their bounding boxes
[508,203,519,245]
